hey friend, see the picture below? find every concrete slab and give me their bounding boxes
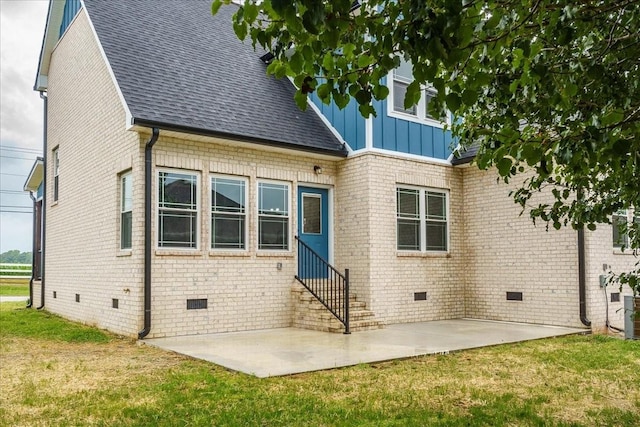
[144,319,587,378]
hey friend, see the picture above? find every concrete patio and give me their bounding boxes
[143,319,587,377]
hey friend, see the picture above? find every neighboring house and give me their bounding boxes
[25,0,636,339]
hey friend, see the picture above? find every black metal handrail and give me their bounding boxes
[295,236,350,334]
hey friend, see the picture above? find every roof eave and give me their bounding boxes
[23,157,45,192]
[131,118,349,159]
[34,0,67,92]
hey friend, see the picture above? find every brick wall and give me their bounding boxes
[336,152,466,324]
[45,10,142,336]
[461,167,583,327]
[146,135,337,337]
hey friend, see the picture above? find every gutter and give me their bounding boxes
[138,128,159,340]
[37,92,47,310]
[577,227,591,327]
[132,118,348,158]
[26,192,37,308]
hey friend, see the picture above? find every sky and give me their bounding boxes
[0,0,49,253]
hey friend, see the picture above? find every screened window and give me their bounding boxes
[258,182,289,250]
[158,171,198,248]
[120,172,132,250]
[53,148,59,201]
[211,176,246,249]
[397,187,448,252]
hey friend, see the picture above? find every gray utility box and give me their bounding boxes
[624,296,639,340]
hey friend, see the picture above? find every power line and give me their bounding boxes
[0,146,42,154]
[0,173,27,177]
[0,205,32,209]
[0,210,33,214]
[0,155,34,161]
[0,190,28,194]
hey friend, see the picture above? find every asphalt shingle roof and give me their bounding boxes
[83,0,347,157]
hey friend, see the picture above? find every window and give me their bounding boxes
[390,59,444,125]
[258,182,289,250]
[211,176,247,249]
[53,148,59,201]
[120,172,133,250]
[613,209,639,249]
[158,171,198,248]
[397,187,448,252]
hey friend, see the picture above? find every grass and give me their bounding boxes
[0,282,29,296]
[1,302,639,426]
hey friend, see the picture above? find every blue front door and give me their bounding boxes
[297,186,329,278]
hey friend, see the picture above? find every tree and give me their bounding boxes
[212,0,640,294]
[0,250,32,264]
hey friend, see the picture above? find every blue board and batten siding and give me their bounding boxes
[309,94,366,151]
[372,97,453,160]
[310,78,453,161]
[59,0,82,38]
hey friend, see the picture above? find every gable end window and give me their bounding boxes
[120,172,133,250]
[390,59,446,127]
[397,187,448,252]
[211,176,247,249]
[53,148,59,201]
[258,181,290,250]
[158,171,198,248]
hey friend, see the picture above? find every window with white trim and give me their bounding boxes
[613,209,639,249]
[390,59,445,126]
[397,187,448,252]
[211,176,247,249]
[158,171,198,248]
[258,181,289,250]
[53,147,59,201]
[120,172,132,250]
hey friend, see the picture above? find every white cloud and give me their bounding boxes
[0,0,49,253]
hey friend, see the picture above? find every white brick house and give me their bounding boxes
[26,0,637,339]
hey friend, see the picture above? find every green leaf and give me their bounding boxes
[357,55,374,69]
[322,53,334,71]
[211,0,223,15]
[372,84,389,101]
[497,157,513,177]
[294,90,308,111]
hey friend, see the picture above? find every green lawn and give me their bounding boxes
[0,283,29,296]
[1,302,639,426]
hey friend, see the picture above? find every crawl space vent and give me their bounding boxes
[506,292,523,301]
[414,292,427,301]
[611,293,620,303]
[187,298,208,310]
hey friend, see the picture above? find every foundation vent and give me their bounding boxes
[75,294,80,303]
[506,292,523,301]
[112,298,119,309]
[53,291,57,299]
[187,298,208,310]
[414,292,427,301]
[611,293,620,303]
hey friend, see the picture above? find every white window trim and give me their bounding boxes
[210,174,248,251]
[52,147,60,202]
[387,72,450,129]
[257,179,292,252]
[613,208,638,252]
[120,171,133,250]
[396,185,450,253]
[156,168,200,250]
